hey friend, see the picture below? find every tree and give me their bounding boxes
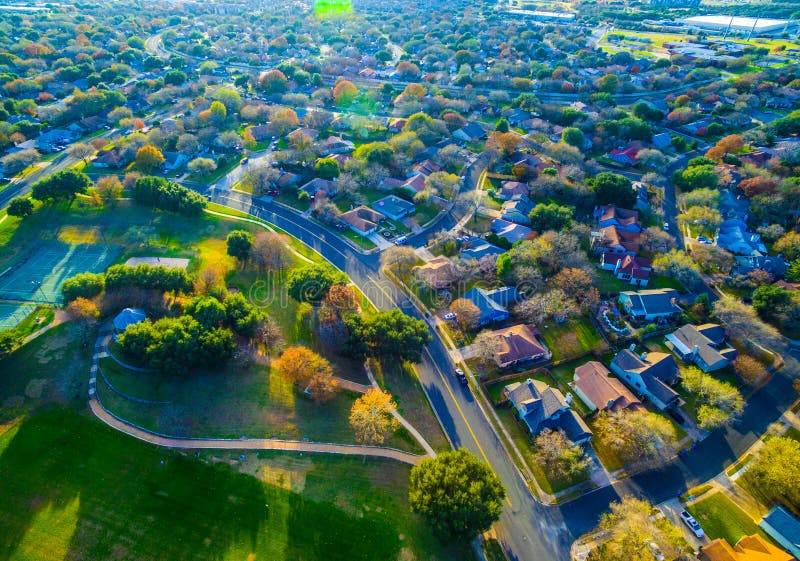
[62,272,105,302]
[595,496,687,561]
[132,176,206,216]
[774,231,800,262]
[677,165,718,191]
[7,197,33,218]
[739,176,776,197]
[713,299,780,351]
[287,263,348,303]
[593,172,635,208]
[67,142,95,163]
[679,205,721,235]
[95,176,123,206]
[184,295,227,329]
[187,157,217,176]
[733,355,766,384]
[209,100,227,126]
[534,429,590,480]
[494,118,510,133]
[635,148,666,170]
[515,289,578,323]
[680,188,720,209]
[472,329,501,369]
[258,69,287,94]
[226,230,253,262]
[257,317,284,360]
[66,297,99,339]
[488,131,522,156]
[449,298,481,331]
[409,449,505,540]
[243,165,279,196]
[561,127,583,147]
[380,246,418,278]
[268,107,299,137]
[344,310,431,362]
[553,268,599,311]
[528,203,574,232]
[652,249,701,290]
[425,172,460,198]
[250,232,290,272]
[314,157,340,180]
[135,145,165,172]
[1,149,40,175]
[333,80,358,106]
[31,169,92,202]
[745,436,800,510]
[596,73,619,93]
[641,227,676,253]
[273,346,338,402]
[349,388,400,445]
[593,409,677,465]
[682,366,743,429]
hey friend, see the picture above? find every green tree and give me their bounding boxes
[135,145,166,172]
[677,165,718,191]
[226,230,253,262]
[594,409,677,465]
[185,295,227,329]
[534,429,590,480]
[745,436,800,510]
[529,203,574,232]
[209,100,227,126]
[187,157,217,176]
[286,263,348,303]
[62,272,105,302]
[258,69,287,94]
[494,118,509,133]
[7,197,33,218]
[314,157,340,180]
[409,449,505,541]
[593,172,635,208]
[344,309,431,362]
[561,127,583,147]
[774,231,800,262]
[681,366,743,429]
[31,169,92,202]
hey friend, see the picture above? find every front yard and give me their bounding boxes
[687,492,768,547]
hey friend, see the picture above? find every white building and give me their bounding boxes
[682,16,795,37]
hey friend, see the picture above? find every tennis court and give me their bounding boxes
[0,302,36,329]
[0,242,121,304]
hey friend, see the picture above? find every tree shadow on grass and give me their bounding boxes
[0,409,400,561]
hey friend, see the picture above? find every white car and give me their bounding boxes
[680,510,705,538]
[663,222,670,231]
[443,312,457,320]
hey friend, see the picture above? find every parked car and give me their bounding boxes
[680,510,705,538]
[663,222,670,231]
[443,312,457,320]
[454,368,468,386]
[394,235,408,245]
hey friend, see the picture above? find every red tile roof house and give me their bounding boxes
[571,361,645,413]
[607,146,639,166]
[338,206,385,235]
[487,324,552,368]
[594,205,642,232]
[600,254,653,286]
[412,255,457,290]
[596,225,641,256]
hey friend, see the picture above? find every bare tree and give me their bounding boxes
[250,231,290,272]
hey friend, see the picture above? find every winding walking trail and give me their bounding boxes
[87,326,429,465]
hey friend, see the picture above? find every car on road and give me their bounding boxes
[443,312,457,320]
[241,157,249,164]
[680,510,705,538]
[394,235,408,245]
[663,222,670,231]
[454,368,468,386]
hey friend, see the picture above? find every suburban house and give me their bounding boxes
[497,180,529,201]
[571,361,645,413]
[594,205,642,232]
[338,206,385,235]
[410,159,441,177]
[607,146,639,166]
[288,127,319,142]
[93,147,123,168]
[610,350,681,410]
[487,324,551,368]
[716,219,767,255]
[112,308,146,335]
[597,226,641,255]
[248,125,270,141]
[371,195,415,221]
[413,256,456,289]
[277,172,302,189]
[490,219,533,245]
[317,136,355,156]
[733,255,787,279]
[619,289,682,322]
[503,378,592,444]
[453,122,487,142]
[300,177,338,198]
[760,506,800,560]
[400,173,426,195]
[665,324,738,372]
[699,535,793,561]
[500,197,534,225]
[462,286,518,326]
[601,254,653,286]
[460,237,506,261]
[162,152,188,173]
[652,132,672,150]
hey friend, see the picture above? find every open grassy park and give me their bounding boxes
[0,199,459,561]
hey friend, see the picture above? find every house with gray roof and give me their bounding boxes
[462,286,518,326]
[503,378,592,444]
[665,324,738,372]
[371,195,415,221]
[459,237,505,261]
[501,197,534,225]
[490,219,533,245]
[716,219,766,256]
[619,289,682,323]
[610,350,680,410]
[760,506,800,559]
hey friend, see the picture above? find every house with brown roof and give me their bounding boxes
[503,378,592,444]
[597,225,641,255]
[601,254,652,286]
[299,177,337,198]
[487,324,551,368]
[410,159,441,177]
[412,256,457,289]
[699,535,792,561]
[571,361,644,413]
[594,205,642,232]
[288,127,319,142]
[338,206,385,235]
[401,173,427,194]
[317,136,355,156]
[248,125,271,141]
[498,180,529,201]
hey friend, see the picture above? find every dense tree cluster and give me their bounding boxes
[132,176,206,216]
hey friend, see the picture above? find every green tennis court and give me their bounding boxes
[0,242,121,304]
[0,302,36,330]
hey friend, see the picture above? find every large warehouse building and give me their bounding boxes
[682,15,796,37]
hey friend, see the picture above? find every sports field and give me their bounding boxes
[0,302,36,330]
[0,242,120,304]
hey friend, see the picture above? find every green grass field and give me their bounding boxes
[538,317,604,363]
[0,409,466,561]
[687,492,767,547]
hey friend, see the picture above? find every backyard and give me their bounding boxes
[538,317,605,363]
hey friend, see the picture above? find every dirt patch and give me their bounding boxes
[397,548,416,561]
[256,458,312,493]
[25,379,48,399]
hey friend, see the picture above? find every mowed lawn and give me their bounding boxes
[538,317,604,363]
[687,492,768,547]
[0,409,464,561]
